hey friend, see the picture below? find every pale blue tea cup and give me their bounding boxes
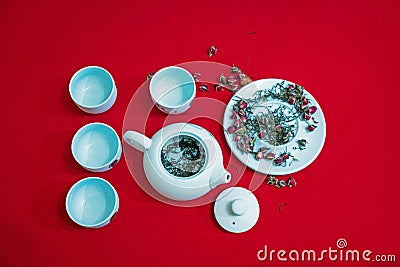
[72,123,122,172]
[150,66,195,114]
[69,66,117,114]
[66,177,119,228]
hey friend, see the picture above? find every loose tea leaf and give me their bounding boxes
[161,135,206,178]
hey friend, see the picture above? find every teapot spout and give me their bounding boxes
[209,168,231,189]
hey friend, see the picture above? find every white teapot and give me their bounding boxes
[123,123,231,201]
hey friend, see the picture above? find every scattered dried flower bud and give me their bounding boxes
[208,45,217,57]
[259,147,269,153]
[266,175,278,185]
[244,136,253,144]
[231,65,241,73]
[239,100,247,109]
[227,76,237,84]
[297,139,307,147]
[227,126,235,134]
[302,98,309,105]
[303,113,311,120]
[282,153,289,160]
[234,135,242,142]
[240,116,247,123]
[258,131,266,139]
[233,120,242,128]
[287,85,294,91]
[199,83,208,92]
[235,128,245,135]
[286,177,296,187]
[146,72,155,80]
[237,141,245,151]
[288,97,296,105]
[275,125,282,131]
[274,157,283,165]
[218,73,227,85]
[308,106,317,114]
[193,72,201,82]
[307,125,317,132]
[256,151,265,160]
[266,152,275,160]
[240,76,251,86]
[229,85,239,92]
[214,84,224,91]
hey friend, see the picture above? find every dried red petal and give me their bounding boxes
[307,125,317,132]
[303,113,311,120]
[308,106,317,114]
[266,152,275,160]
[274,157,283,165]
[288,97,296,105]
[282,153,289,160]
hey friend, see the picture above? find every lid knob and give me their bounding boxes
[231,199,247,216]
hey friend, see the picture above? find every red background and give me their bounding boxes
[0,0,399,266]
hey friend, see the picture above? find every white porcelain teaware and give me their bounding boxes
[149,66,195,114]
[69,66,117,114]
[123,123,231,200]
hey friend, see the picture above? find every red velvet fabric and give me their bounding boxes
[0,0,399,266]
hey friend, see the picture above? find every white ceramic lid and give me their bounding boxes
[214,187,260,233]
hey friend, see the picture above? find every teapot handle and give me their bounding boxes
[123,131,152,152]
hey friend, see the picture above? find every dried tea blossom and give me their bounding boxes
[266,175,297,189]
[193,72,201,82]
[208,45,217,57]
[147,72,155,80]
[199,83,209,92]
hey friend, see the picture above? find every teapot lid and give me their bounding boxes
[214,187,260,233]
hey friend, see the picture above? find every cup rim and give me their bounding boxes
[71,122,121,170]
[149,66,195,109]
[65,177,119,227]
[69,65,116,109]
